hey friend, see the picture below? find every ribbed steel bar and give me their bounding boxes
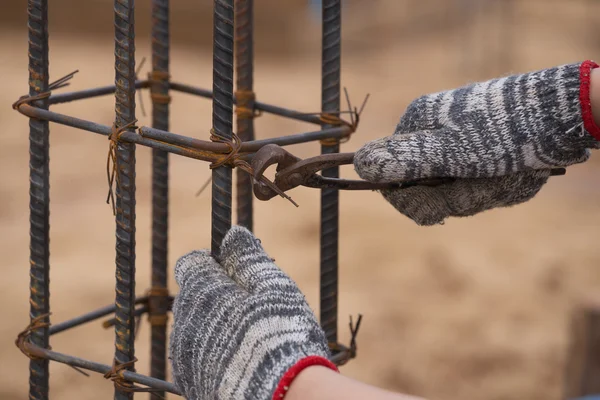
[27,1,51,398]
[320,0,341,344]
[49,297,150,335]
[211,0,235,254]
[234,0,254,230]
[113,1,137,399]
[47,80,149,105]
[169,81,324,125]
[17,104,353,159]
[23,344,182,395]
[149,1,170,398]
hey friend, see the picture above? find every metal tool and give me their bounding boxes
[251,144,567,202]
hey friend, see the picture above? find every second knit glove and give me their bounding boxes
[169,226,336,400]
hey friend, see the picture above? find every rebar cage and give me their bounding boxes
[15,0,361,398]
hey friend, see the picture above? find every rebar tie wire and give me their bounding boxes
[16,313,90,377]
[146,286,170,327]
[15,313,51,361]
[103,357,165,397]
[328,314,363,366]
[11,70,79,110]
[148,70,171,105]
[196,128,297,205]
[318,89,369,146]
[234,90,261,120]
[12,70,364,210]
[106,119,139,216]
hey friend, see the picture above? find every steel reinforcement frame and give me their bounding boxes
[14,0,361,398]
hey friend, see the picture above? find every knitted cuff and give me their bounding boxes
[272,356,339,400]
[579,60,600,141]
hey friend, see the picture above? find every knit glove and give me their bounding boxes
[169,226,336,400]
[354,61,600,225]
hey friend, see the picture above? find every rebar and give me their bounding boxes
[14,1,366,395]
[149,1,170,398]
[23,344,182,396]
[16,103,353,160]
[47,80,149,105]
[49,297,151,335]
[320,0,341,345]
[211,0,235,254]
[169,81,325,125]
[27,1,51,398]
[235,0,255,230]
[113,0,137,399]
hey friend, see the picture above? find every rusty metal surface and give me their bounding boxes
[47,80,150,105]
[27,0,51,398]
[149,1,170,398]
[113,0,137,399]
[211,0,235,255]
[22,342,182,396]
[169,81,325,125]
[49,297,151,335]
[235,0,255,231]
[320,0,342,345]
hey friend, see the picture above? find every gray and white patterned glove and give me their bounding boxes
[354,61,600,225]
[170,226,337,400]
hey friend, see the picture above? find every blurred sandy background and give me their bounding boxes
[3,0,600,399]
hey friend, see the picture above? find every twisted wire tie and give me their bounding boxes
[147,286,170,327]
[148,70,171,105]
[198,129,297,206]
[12,70,79,111]
[106,119,139,216]
[15,313,90,376]
[235,90,261,120]
[104,357,165,397]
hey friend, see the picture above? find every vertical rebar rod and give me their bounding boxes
[114,1,137,399]
[320,0,341,344]
[27,0,50,398]
[234,0,254,231]
[149,0,169,398]
[211,0,234,254]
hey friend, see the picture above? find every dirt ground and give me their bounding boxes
[3,1,600,399]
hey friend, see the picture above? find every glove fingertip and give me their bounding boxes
[174,249,213,286]
[353,137,391,182]
[382,186,450,226]
[219,225,266,263]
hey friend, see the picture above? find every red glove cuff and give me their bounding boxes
[272,356,339,400]
[579,60,600,141]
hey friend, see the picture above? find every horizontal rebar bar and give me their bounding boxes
[17,104,352,158]
[169,82,324,125]
[48,297,150,335]
[47,80,150,105]
[140,125,352,153]
[17,104,231,163]
[47,80,328,125]
[22,343,182,395]
[102,305,150,328]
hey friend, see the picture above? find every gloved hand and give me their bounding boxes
[169,226,336,400]
[354,61,600,225]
